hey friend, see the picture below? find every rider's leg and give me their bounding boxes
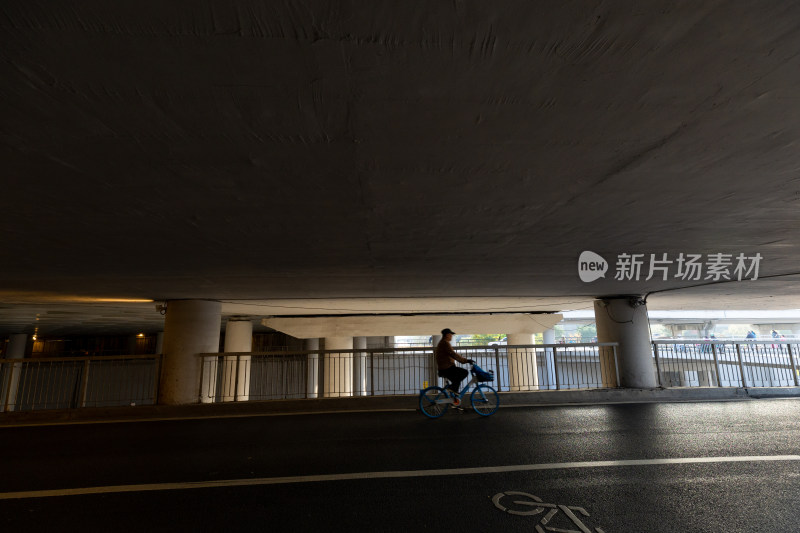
[437,369,455,393]
[438,366,468,394]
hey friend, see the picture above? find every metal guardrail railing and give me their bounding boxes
[4,341,796,411]
[197,348,435,402]
[197,343,621,402]
[0,354,161,412]
[652,340,800,388]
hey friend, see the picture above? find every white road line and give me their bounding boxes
[1,455,799,500]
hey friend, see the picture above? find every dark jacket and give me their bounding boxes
[436,339,468,370]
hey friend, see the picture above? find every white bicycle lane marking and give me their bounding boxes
[493,491,607,533]
[1,455,798,500]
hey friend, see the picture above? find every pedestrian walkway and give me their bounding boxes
[0,386,797,427]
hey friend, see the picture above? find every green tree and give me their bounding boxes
[469,333,505,344]
[576,324,597,341]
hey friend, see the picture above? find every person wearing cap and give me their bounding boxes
[436,328,474,406]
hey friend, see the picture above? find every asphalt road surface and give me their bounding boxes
[1,399,799,532]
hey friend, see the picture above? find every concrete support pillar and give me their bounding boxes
[353,336,367,396]
[155,332,164,354]
[222,319,253,402]
[323,336,353,397]
[755,324,774,337]
[594,297,656,388]
[674,324,702,337]
[367,336,395,349]
[305,338,320,398]
[542,328,557,390]
[507,333,538,391]
[1,334,28,412]
[159,300,222,405]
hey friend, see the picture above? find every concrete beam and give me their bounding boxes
[263,313,562,339]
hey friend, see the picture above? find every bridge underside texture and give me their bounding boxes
[1,2,799,335]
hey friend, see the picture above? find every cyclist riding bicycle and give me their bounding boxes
[436,328,474,406]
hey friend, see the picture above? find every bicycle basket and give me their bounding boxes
[472,364,494,382]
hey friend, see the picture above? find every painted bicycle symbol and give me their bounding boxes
[492,491,606,533]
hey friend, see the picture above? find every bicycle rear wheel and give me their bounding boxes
[471,384,499,416]
[419,386,450,418]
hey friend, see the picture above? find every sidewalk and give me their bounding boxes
[1,386,798,427]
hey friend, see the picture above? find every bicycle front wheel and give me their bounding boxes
[471,384,499,416]
[419,386,450,418]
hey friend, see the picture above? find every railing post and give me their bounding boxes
[78,359,91,408]
[429,348,437,388]
[788,344,799,387]
[2,360,14,411]
[653,343,663,388]
[198,356,204,402]
[736,343,747,387]
[553,346,561,390]
[493,347,501,391]
[303,352,309,399]
[370,350,375,396]
[153,354,162,405]
[282,354,288,400]
[233,355,240,402]
[318,349,325,398]
[711,343,722,387]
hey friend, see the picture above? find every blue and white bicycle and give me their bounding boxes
[419,362,500,418]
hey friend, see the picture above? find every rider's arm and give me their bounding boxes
[452,350,470,364]
[442,343,473,365]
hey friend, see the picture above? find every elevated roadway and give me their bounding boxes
[2,1,800,337]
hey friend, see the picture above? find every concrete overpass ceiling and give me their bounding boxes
[2,2,799,334]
